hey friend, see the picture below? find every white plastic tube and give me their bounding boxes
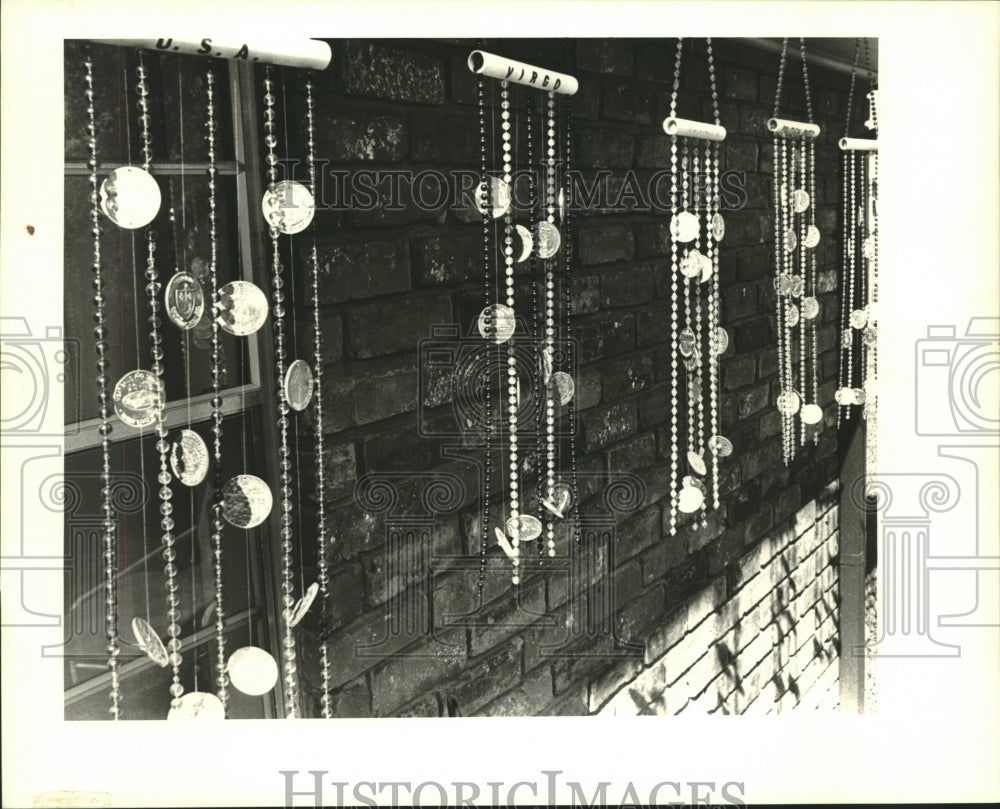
[767,117,821,139]
[467,50,578,96]
[839,137,879,152]
[91,38,332,71]
[662,116,727,142]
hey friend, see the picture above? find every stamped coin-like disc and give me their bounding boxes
[478,304,516,344]
[862,325,877,346]
[217,280,269,336]
[679,250,703,279]
[514,224,533,263]
[506,514,542,542]
[711,213,725,241]
[132,616,169,667]
[789,276,805,298]
[283,359,314,412]
[287,581,319,628]
[835,387,854,406]
[783,228,798,253]
[683,475,708,495]
[801,297,820,320]
[261,180,315,235]
[170,429,209,487]
[113,370,164,429]
[687,450,707,476]
[679,327,696,357]
[227,646,279,696]
[167,692,225,720]
[708,434,733,457]
[804,225,821,249]
[100,166,161,229]
[551,371,575,406]
[677,486,705,514]
[165,272,205,330]
[535,221,562,259]
[786,304,801,328]
[776,274,792,296]
[800,403,823,425]
[671,211,699,243]
[776,389,801,416]
[711,326,729,356]
[792,189,811,213]
[222,474,273,529]
[850,309,868,329]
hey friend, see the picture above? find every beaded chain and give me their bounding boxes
[562,93,582,546]
[543,91,558,557]
[261,65,299,719]
[667,37,683,536]
[86,52,122,720]
[303,76,333,718]
[205,65,230,712]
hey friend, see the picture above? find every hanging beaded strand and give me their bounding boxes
[86,52,122,720]
[562,91,582,546]
[667,37,683,536]
[798,38,817,444]
[476,75,493,596]
[205,64,230,712]
[262,65,299,719]
[544,90,558,556]
[705,38,723,510]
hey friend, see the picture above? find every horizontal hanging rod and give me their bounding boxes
[768,118,821,139]
[90,38,331,70]
[738,37,878,80]
[839,137,878,152]
[662,116,727,142]
[467,50,578,95]
[64,160,242,176]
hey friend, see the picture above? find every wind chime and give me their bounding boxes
[769,37,824,465]
[88,44,327,719]
[467,49,581,588]
[837,39,878,469]
[663,38,731,535]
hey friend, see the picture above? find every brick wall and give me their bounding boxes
[283,38,863,717]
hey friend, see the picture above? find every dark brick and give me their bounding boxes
[296,311,343,364]
[735,246,771,282]
[582,400,637,452]
[758,347,779,381]
[635,40,673,83]
[635,135,672,170]
[734,317,772,353]
[723,65,758,101]
[636,306,669,349]
[637,387,670,430]
[370,642,466,716]
[410,113,479,165]
[616,505,661,562]
[576,128,634,169]
[663,554,709,611]
[739,103,772,137]
[603,81,656,125]
[316,112,407,162]
[707,526,745,575]
[722,355,756,391]
[572,272,602,315]
[324,562,365,631]
[341,41,444,104]
[602,353,655,398]
[480,666,554,716]
[322,676,371,718]
[579,313,636,362]
[607,432,657,475]
[725,141,759,173]
[345,295,452,358]
[346,169,447,227]
[299,442,357,503]
[643,532,687,583]
[724,210,763,247]
[634,221,672,258]
[579,224,636,267]
[315,239,410,304]
[448,638,525,715]
[740,438,782,483]
[415,231,480,285]
[737,382,770,419]
[602,264,654,306]
[468,579,546,656]
[577,39,633,76]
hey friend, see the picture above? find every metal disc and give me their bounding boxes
[776,389,801,416]
[221,474,273,529]
[801,297,820,320]
[217,280,269,336]
[131,616,169,667]
[683,350,702,374]
[287,581,319,629]
[711,326,729,356]
[842,328,853,348]
[783,228,798,252]
[850,309,868,329]
[551,371,575,406]
[679,327,696,357]
[506,514,542,542]
[804,225,821,249]
[677,486,705,514]
[165,272,205,330]
[862,237,875,259]
[170,429,209,487]
[786,304,800,328]
[699,252,714,283]
[227,646,279,696]
[792,189,811,213]
[671,211,699,243]
[535,221,562,259]
[541,346,554,385]
[683,475,707,495]
[852,387,867,405]
[514,224,534,263]
[489,176,512,219]
[800,403,823,425]
[478,303,516,344]
[776,274,792,296]
[113,370,164,429]
[679,250,703,279]
[541,482,573,519]
[863,325,877,346]
[687,450,707,476]
[100,166,161,229]
[167,692,225,720]
[261,180,315,235]
[283,359,314,412]
[711,213,725,241]
[835,387,854,406]
[708,434,733,457]
[790,276,805,298]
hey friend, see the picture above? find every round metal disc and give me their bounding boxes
[776,389,801,416]
[506,514,542,542]
[776,274,792,296]
[541,346,554,385]
[683,475,708,495]
[131,616,169,667]
[551,371,575,406]
[842,328,853,348]
[783,228,798,253]
[708,434,733,457]
[786,304,800,328]
[217,280,269,336]
[165,272,205,330]
[863,325,877,346]
[801,297,820,320]
[711,213,725,241]
[804,225,821,249]
[113,370,164,429]
[790,276,805,298]
[478,303,516,344]
[283,359,314,412]
[679,327,696,357]
[261,180,315,235]
[489,177,512,219]
[671,211,699,243]
[287,581,319,628]
[679,250,703,279]
[535,221,562,259]
[792,189,811,213]
[687,450,707,476]
[683,350,702,374]
[835,387,854,406]
[221,474,273,529]
[677,486,705,514]
[514,224,533,263]
[170,429,209,487]
[167,692,225,720]
[852,387,867,405]
[711,326,729,356]
[800,403,823,425]
[227,646,279,696]
[100,166,161,229]
[699,252,714,283]
[862,237,875,259]
[850,309,868,329]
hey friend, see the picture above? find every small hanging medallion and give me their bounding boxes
[687,450,707,476]
[541,482,573,519]
[541,346,554,385]
[671,211,699,243]
[683,350,702,374]
[800,403,823,425]
[131,616,169,667]
[167,692,225,721]
[283,359,314,411]
[535,221,561,259]
[789,276,805,298]
[514,224,534,263]
[786,304,800,327]
[862,237,875,259]
[711,326,729,355]
[489,176,512,219]
[683,475,707,496]
[776,274,792,296]
[862,325,877,346]
[852,387,867,405]
[100,166,162,229]
[170,429,209,487]
[113,370,165,429]
[217,280,269,336]
[551,371,575,405]
[776,389,801,415]
[801,297,820,320]
[261,180,315,235]
[165,272,205,330]
[221,474,273,529]
[227,646,279,695]
[783,228,798,252]
[842,328,853,348]
[711,213,725,241]
[679,250,703,279]
[679,327,696,357]
[506,514,542,542]
[708,434,733,457]
[287,581,319,628]
[478,303,516,344]
[804,225,821,249]
[699,252,714,283]
[677,485,705,514]
[850,309,868,329]
[792,189,811,213]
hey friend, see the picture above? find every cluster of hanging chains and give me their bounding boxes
[839,39,861,427]
[205,64,230,712]
[668,37,683,537]
[86,51,122,720]
[303,75,333,719]
[476,74,493,597]
[562,88,582,546]
[543,90,558,556]
[705,39,723,511]
[261,64,300,719]
[526,92,545,560]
